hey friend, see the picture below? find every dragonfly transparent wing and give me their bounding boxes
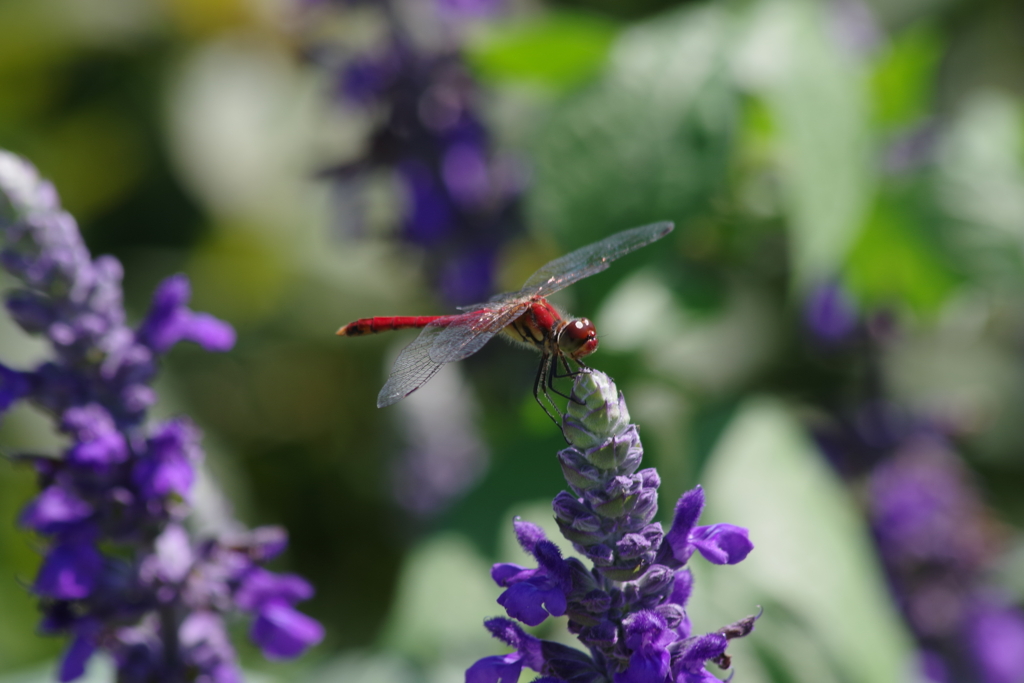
[518,221,674,299]
[376,305,529,407]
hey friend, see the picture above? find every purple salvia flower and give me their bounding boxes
[469,371,758,683]
[846,423,1024,683]
[312,1,524,307]
[137,274,235,353]
[0,150,322,681]
[491,520,571,626]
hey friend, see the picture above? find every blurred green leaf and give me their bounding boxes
[870,23,942,128]
[527,4,737,246]
[466,11,618,90]
[845,193,959,314]
[738,0,874,291]
[697,399,915,683]
[934,92,1024,285]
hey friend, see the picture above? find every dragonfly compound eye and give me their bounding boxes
[560,318,599,358]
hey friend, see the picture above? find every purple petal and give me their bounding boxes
[442,143,489,206]
[249,526,288,561]
[235,568,314,611]
[134,419,199,500]
[153,524,194,583]
[497,581,567,626]
[137,274,235,353]
[20,483,93,533]
[67,430,128,466]
[670,569,694,608]
[210,663,243,683]
[62,405,127,466]
[622,611,674,651]
[690,524,753,565]
[156,273,191,308]
[0,363,31,412]
[512,518,547,554]
[616,612,674,683]
[966,601,1024,683]
[466,652,524,683]
[398,161,453,245]
[35,540,103,599]
[614,649,670,683]
[58,630,97,682]
[491,563,529,586]
[481,618,544,669]
[665,487,706,565]
[677,633,728,668]
[251,601,324,659]
[179,312,235,351]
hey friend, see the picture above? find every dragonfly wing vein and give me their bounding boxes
[520,221,674,298]
[377,324,449,407]
[428,305,527,365]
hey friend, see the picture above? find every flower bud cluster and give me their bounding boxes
[469,371,757,683]
[0,151,322,682]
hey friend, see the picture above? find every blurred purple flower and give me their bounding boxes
[804,281,858,343]
[0,151,322,681]
[856,430,1024,683]
[311,2,524,307]
[469,372,758,682]
[966,601,1024,683]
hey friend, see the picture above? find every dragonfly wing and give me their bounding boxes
[376,305,528,407]
[428,304,527,364]
[519,221,674,298]
[377,324,450,407]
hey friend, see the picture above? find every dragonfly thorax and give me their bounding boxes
[557,317,599,359]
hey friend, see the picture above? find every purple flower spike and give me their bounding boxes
[1,151,320,681]
[472,372,757,683]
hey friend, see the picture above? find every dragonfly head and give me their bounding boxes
[558,318,599,359]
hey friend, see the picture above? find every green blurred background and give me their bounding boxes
[2,0,1024,681]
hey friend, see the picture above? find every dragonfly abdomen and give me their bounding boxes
[337,315,446,336]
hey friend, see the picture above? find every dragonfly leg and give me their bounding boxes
[545,356,576,402]
[533,353,563,427]
[549,356,589,404]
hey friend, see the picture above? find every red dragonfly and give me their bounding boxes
[337,221,674,419]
